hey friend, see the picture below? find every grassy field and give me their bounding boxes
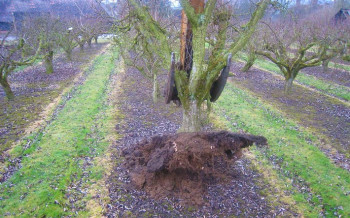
[238,53,350,101]
[329,62,350,72]
[0,48,118,217]
[213,83,350,216]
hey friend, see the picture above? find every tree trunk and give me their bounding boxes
[322,60,330,73]
[284,77,294,94]
[44,51,54,74]
[242,52,256,72]
[179,100,201,132]
[87,38,92,47]
[65,50,72,61]
[152,73,159,103]
[94,36,98,44]
[0,78,15,100]
[343,55,350,62]
[79,44,84,51]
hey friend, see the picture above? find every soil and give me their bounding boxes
[0,44,107,153]
[122,131,267,206]
[106,64,293,217]
[230,61,350,170]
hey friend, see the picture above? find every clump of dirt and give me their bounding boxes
[122,131,267,205]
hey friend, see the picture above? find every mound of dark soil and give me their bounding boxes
[122,131,267,205]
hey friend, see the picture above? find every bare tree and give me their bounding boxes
[254,15,347,93]
[21,15,61,74]
[57,24,78,61]
[0,32,42,100]
[114,0,175,103]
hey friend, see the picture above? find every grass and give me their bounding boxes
[213,83,350,217]
[0,82,65,154]
[239,53,350,101]
[329,62,350,72]
[0,48,118,217]
[13,58,42,73]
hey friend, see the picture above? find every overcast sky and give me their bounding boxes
[170,0,180,7]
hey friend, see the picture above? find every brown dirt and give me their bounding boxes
[122,131,267,205]
[106,62,294,217]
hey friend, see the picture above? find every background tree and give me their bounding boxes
[114,0,177,103]
[21,15,60,74]
[254,15,345,93]
[0,31,42,100]
[57,21,78,61]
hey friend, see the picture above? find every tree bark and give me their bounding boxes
[284,77,294,94]
[65,50,72,61]
[94,36,98,44]
[44,51,54,74]
[152,73,159,103]
[87,38,92,47]
[242,52,256,72]
[180,100,201,132]
[322,59,330,73]
[0,78,15,100]
[79,44,84,51]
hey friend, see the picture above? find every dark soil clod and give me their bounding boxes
[122,131,267,205]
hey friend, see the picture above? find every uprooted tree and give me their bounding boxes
[116,0,270,132]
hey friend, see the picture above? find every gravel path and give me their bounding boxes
[106,65,291,217]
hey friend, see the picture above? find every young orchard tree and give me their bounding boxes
[312,11,350,73]
[90,18,109,44]
[0,32,42,100]
[21,15,60,74]
[114,0,176,103]
[72,0,110,48]
[73,30,87,51]
[117,0,270,132]
[339,22,350,62]
[57,22,78,61]
[319,39,347,73]
[72,18,103,50]
[254,18,340,93]
[115,31,164,103]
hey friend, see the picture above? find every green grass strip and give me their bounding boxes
[329,62,350,72]
[214,83,350,217]
[238,53,350,101]
[0,48,117,217]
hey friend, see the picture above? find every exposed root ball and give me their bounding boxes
[122,131,267,205]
